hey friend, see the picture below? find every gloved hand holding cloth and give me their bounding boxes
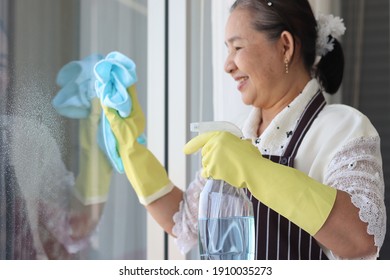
[183,131,337,236]
[96,52,173,205]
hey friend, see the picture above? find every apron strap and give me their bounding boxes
[282,89,326,165]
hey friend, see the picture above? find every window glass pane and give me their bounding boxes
[0,0,148,260]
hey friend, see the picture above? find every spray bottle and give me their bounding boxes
[191,121,255,260]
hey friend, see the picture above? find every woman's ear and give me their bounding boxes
[280,31,295,61]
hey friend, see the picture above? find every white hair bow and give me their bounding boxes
[316,14,346,57]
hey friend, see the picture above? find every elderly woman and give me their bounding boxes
[103,0,386,260]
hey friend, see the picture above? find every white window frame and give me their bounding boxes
[147,0,190,260]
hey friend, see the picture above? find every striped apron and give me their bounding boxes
[248,90,328,260]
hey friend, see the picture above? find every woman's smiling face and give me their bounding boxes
[224,8,286,109]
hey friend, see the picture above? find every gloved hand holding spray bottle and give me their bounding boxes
[190,121,255,260]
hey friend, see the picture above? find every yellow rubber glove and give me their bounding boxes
[183,131,337,236]
[73,98,113,205]
[102,85,173,205]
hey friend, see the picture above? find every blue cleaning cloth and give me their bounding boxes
[53,54,104,118]
[53,54,114,169]
[94,51,137,117]
[52,54,146,173]
[94,51,146,174]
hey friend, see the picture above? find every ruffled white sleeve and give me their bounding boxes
[172,171,206,255]
[324,136,386,259]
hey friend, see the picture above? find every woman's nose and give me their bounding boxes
[224,56,237,74]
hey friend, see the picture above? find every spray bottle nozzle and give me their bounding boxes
[190,121,243,138]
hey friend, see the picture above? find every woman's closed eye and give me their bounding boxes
[226,46,242,56]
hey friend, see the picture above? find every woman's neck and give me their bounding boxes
[257,75,311,136]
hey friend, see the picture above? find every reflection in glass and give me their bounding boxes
[0,0,148,260]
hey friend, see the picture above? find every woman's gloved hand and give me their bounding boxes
[102,85,174,205]
[183,131,337,236]
[102,85,145,146]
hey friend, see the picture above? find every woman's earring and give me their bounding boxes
[284,58,289,74]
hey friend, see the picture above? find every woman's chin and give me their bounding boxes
[240,94,254,106]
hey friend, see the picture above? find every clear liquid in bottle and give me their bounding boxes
[198,179,255,260]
